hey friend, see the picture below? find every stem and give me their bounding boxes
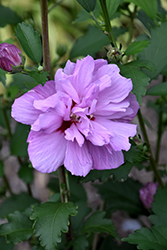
[155,110,163,165]
[99,0,117,47]
[58,166,69,203]
[40,0,51,79]
[48,0,63,13]
[137,109,164,188]
[2,108,12,138]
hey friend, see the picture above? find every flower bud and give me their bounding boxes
[0,43,24,73]
[139,182,158,209]
[107,47,122,62]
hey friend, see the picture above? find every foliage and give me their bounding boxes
[0,0,167,249]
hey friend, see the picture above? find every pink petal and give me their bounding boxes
[31,111,63,133]
[65,123,85,146]
[27,130,66,173]
[11,81,56,125]
[64,141,92,177]
[87,142,124,170]
[96,118,137,151]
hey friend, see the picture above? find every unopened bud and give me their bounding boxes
[0,43,24,73]
[139,182,158,209]
[107,47,122,62]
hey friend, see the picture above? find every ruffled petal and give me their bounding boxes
[87,142,124,170]
[11,81,56,125]
[65,123,85,146]
[31,111,63,133]
[27,130,66,173]
[64,141,92,177]
[96,118,137,151]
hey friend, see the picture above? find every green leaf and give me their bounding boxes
[0,68,6,87]
[80,169,112,183]
[29,71,49,85]
[106,0,121,19]
[125,41,150,55]
[0,4,22,27]
[123,140,146,164]
[68,235,89,250]
[146,82,167,96]
[30,202,77,250]
[76,0,96,12]
[119,60,156,104]
[71,201,91,235]
[18,164,34,184]
[139,22,167,79]
[0,211,33,244]
[70,25,109,59]
[15,22,42,63]
[149,187,167,226]
[0,161,4,178]
[10,123,29,157]
[95,178,144,215]
[123,226,167,250]
[125,0,157,19]
[0,193,39,219]
[69,174,87,203]
[99,235,137,250]
[110,162,133,181]
[82,211,119,239]
[0,237,14,250]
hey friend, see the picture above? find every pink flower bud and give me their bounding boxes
[0,43,23,72]
[139,182,158,209]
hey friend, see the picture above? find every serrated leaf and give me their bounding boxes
[29,71,49,85]
[146,82,167,96]
[0,211,33,244]
[10,123,29,157]
[119,60,156,104]
[0,4,22,27]
[106,0,121,19]
[123,226,167,250]
[15,22,42,63]
[95,179,144,215]
[76,0,96,12]
[110,162,133,181]
[80,169,112,183]
[69,174,87,202]
[149,187,167,226]
[123,140,146,164]
[0,193,39,219]
[30,202,77,250]
[82,211,119,239]
[0,237,14,250]
[125,41,150,55]
[139,22,167,79]
[125,0,157,19]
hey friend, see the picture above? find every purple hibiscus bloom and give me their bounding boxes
[139,182,159,209]
[0,43,22,72]
[12,55,139,176]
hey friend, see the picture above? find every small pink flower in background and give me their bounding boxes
[139,182,158,209]
[0,43,22,72]
[12,55,139,177]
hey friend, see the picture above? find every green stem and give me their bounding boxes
[137,109,164,188]
[40,0,51,79]
[99,0,117,47]
[58,166,70,203]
